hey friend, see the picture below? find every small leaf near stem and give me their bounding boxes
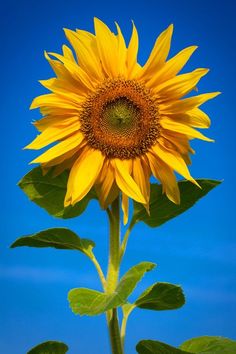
[136,340,190,354]
[68,262,155,315]
[11,228,106,290]
[120,282,184,349]
[10,228,95,254]
[180,336,236,353]
[136,336,236,354]
[135,282,185,311]
[27,340,68,354]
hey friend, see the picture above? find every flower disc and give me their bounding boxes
[80,79,160,159]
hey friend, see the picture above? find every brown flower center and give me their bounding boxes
[80,78,160,159]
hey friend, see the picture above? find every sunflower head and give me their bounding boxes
[26,18,220,224]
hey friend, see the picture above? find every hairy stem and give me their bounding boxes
[106,198,121,293]
[108,308,123,354]
[106,197,123,354]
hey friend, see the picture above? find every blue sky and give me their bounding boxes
[1,0,235,353]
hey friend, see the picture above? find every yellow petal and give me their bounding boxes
[175,108,211,128]
[44,51,85,92]
[52,154,78,177]
[161,118,214,141]
[161,131,194,156]
[132,158,150,205]
[30,93,80,110]
[155,68,209,99]
[39,70,87,96]
[64,29,103,80]
[147,46,198,87]
[112,159,146,204]
[62,45,76,63]
[140,155,152,205]
[39,78,86,104]
[138,24,173,79]
[151,143,199,186]
[115,22,127,76]
[76,29,101,68]
[48,52,95,91]
[65,148,104,206]
[94,17,118,77]
[44,51,68,78]
[25,118,79,150]
[98,182,119,210]
[40,105,80,117]
[121,192,129,225]
[30,132,84,164]
[76,28,94,38]
[160,92,221,114]
[40,145,81,168]
[147,152,180,204]
[34,115,79,132]
[127,21,139,78]
[95,161,115,208]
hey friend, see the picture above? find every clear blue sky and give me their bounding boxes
[1,0,235,353]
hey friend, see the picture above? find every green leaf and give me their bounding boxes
[19,167,97,218]
[136,336,236,354]
[133,179,221,227]
[27,340,68,354]
[68,261,156,315]
[135,282,185,311]
[180,336,236,353]
[10,228,95,256]
[136,340,190,354]
[116,261,156,299]
[68,288,113,316]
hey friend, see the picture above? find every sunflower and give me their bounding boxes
[26,18,220,224]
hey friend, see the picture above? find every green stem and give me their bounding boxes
[106,198,121,292]
[120,318,127,350]
[106,197,123,354]
[108,308,123,354]
[90,254,106,290]
[120,305,135,350]
[119,217,136,262]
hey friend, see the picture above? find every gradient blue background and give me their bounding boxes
[1,0,235,353]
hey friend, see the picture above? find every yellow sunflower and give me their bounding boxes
[26,18,220,224]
